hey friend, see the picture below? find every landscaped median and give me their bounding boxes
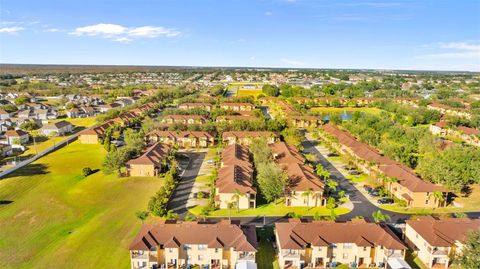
[188,198,351,217]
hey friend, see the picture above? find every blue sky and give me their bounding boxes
[1,0,479,71]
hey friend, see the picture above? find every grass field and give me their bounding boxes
[311,107,383,115]
[237,89,263,97]
[51,117,97,129]
[189,199,350,217]
[0,141,162,269]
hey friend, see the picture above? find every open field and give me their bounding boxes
[237,89,263,97]
[311,107,383,115]
[227,82,263,98]
[0,141,162,269]
[51,117,98,129]
[188,199,350,217]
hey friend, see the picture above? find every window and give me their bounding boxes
[343,253,348,259]
[343,243,353,249]
[198,244,207,250]
[169,248,173,253]
[363,247,367,251]
[198,255,203,261]
[330,243,337,248]
[215,248,219,253]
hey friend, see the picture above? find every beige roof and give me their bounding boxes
[129,220,257,252]
[126,142,172,166]
[5,129,28,137]
[42,120,73,130]
[276,219,407,250]
[322,124,446,193]
[406,216,480,247]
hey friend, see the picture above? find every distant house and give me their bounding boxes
[79,120,115,144]
[222,131,276,145]
[126,143,172,177]
[4,129,29,145]
[146,131,215,148]
[216,115,257,123]
[0,143,13,157]
[17,110,31,118]
[287,115,321,128]
[160,115,209,125]
[99,103,121,113]
[0,109,11,120]
[41,120,74,136]
[220,102,255,112]
[66,108,82,118]
[81,106,97,117]
[178,102,213,112]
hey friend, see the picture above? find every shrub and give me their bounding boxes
[82,167,93,177]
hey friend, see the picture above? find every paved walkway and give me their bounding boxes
[168,152,206,217]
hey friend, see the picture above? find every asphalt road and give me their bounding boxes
[168,152,206,217]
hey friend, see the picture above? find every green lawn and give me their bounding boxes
[256,227,280,269]
[345,174,369,183]
[51,117,97,129]
[237,89,263,98]
[311,107,383,115]
[0,141,162,269]
[189,199,350,217]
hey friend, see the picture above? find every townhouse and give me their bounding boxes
[129,220,257,269]
[405,216,480,268]
[220,102,255,112]
[271,142,325,207]
[41,120,74,136]
[161,115,209,125]
[79,120,116,144]
[3,129,29,146]
[215,144,257,209]
[427,102,472,119]
[287,115,322,128]
[126,142,172,177]
[275,219,408,269]
[178,102,213,112]
[429,121,480,147]
[99,103,122,113]
[216,115,258,123]
[222,131,277,146]
[321,124,448,208]
[146,130,215,148]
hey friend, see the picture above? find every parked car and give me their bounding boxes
[348,170,360,175]
[363,185,373,192]
[368,190,380,197]
[378,198,394,204]
[327,152,339,157]
[342,165,355,170]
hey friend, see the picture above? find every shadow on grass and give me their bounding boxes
[256,227,277,269]
[0,200,13,205]
[1,163,49,179]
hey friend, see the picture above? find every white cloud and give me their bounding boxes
[0,26,24,33]
[421,42,480,60]
[249,56,256,60]
[46,28,60,32]
[280,58,306,67]
[265,11,273,16]
[70,23,180,42]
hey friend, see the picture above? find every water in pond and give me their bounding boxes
[322,111,353,121]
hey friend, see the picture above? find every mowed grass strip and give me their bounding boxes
[0,141,162,269]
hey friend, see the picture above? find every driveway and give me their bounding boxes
[167,152,206,217]
[302,134,410,223]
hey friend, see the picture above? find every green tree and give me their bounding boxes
[326,197,336,209]
[15,95,30,106]
[455,230,480,269]
[82,167,93,177]
[371,210,391,223]
[103,148,127,175]
[262,84,280,96]
[256,162,288,202]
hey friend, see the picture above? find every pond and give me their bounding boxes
[322,111,353,121]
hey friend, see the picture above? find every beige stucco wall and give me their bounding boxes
[128,164,156,177]
[79,134,99,144]
[286,191,324,207]
[217,192,256,209]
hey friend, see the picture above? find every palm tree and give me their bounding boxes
[227,202,234,220]
[232,189,243,213]
[430,191,446,207]
[326,179,338,194]
[301,188,313,208]
[316,164,331,181]
[382,176,399,198]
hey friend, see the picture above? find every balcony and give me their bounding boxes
[238,253,255,261]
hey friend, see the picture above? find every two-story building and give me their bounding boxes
[321,124,448,208]
[220,102,255,112]
[178,102,213,112]
[271,142,325,207]
[161,115,209,125]
[129,220,257,269]
[146,131,215,148]
[275,219,408,269]
[216,144,256,209]
[222,131,277,146]
[405,216,480,269]
[287,115,321,128]
[126,142,172,177]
